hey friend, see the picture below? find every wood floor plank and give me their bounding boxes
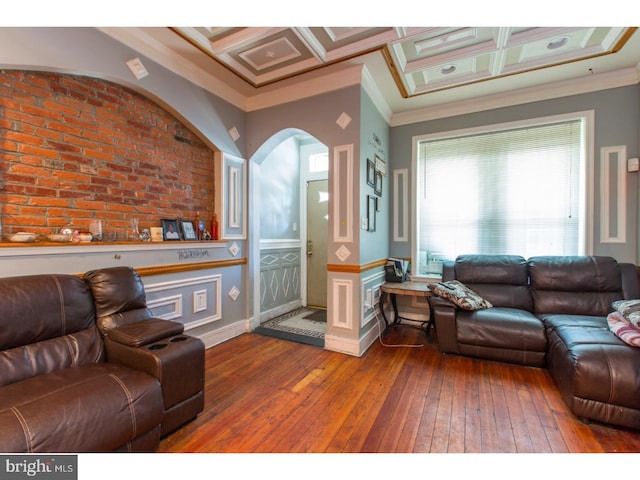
[324,335,413,452]
[159,330,640,453]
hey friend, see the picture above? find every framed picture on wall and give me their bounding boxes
[375,155,387,176]
[161,219,182,241]
[180,220,197,240]
[367,158,376,187]
[367,195,377,232]
[374,170,383,196]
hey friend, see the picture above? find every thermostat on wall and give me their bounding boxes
[628,157,639,172]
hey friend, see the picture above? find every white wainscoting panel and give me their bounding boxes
[145,274,222,327]
[600,145,627,243]
[332,144,354,243]
[331,278,353,330]
[393,168,409,242]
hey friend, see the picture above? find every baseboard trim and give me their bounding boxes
[199,319,250,349]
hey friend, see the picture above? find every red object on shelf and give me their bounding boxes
[211,214,219,240]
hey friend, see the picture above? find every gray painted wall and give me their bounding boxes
[259,137,301,239]
[389,85,640,264]
[359,87,391,265]
[247,85,362,266]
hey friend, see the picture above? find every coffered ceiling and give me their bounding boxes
[100,25,640,124]
[174,26,635,97]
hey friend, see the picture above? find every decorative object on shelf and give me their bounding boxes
[7,232,38,243]
[193,211,201,240]
[150,227,163,242]
[161,219,181,241]
[140,228,151,242]
[89,219,103,241]
[47,233,72,242]
[129,218,140,241]
[211,213,219,240]
[181,220,197,240]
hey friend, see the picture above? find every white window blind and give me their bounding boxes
[416,118,584,268]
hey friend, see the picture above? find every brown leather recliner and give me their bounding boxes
[83,266,205,436]
[0,273,164,452]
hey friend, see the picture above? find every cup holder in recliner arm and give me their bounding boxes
[170,336,188,343]
[148,343,168,351]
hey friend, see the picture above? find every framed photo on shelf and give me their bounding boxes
[161,219,181,241]
[374,170,383,196]
[180,220,197,240]
[367,158,376,187]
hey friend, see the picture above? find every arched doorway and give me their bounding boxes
[248,129,329,342]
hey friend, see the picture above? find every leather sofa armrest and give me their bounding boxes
[107,318,184,348]
[429,295,457,309]
[619,263,640,299]
[430,295,461,354]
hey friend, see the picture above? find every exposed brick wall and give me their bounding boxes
[0,70,216,239]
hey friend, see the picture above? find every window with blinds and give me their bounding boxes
[415,115,587,273]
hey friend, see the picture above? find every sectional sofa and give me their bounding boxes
[430,255,640,430]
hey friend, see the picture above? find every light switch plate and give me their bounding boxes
[627,157,639,172]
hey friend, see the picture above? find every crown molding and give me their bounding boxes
[98,27,248,111]
[361,65,393,124]
[390,66,640,126]
[244,63,365,112]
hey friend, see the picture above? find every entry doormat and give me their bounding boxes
[255,307,326,347]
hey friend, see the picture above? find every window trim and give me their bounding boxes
[410,110,595,276]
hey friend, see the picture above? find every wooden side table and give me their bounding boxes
[379,281,433,338]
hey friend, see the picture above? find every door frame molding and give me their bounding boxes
[300,143,329,307]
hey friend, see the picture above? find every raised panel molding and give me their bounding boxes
[215,152,247,240]
[147,294,183,321]
[332,144,354,243]
[331,278,353,330]
[393,168,409,242]
[361,271,385,328]
[145,274,222,328]
[600,145,627,243]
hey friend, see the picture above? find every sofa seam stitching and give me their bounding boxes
[108,373,137,438]
[10,406,33,453]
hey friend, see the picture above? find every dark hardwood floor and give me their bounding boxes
[158,325,640,454]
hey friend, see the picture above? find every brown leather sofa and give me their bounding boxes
[431,255,640,430]
[0,266,204,452]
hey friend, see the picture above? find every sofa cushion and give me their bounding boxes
[0,326,104,388]
[529,256,624,316]
[456,307,547,352]
[429,280,493,310]
[452,255,534,311]
[0,274,96,350]
[0,363,163,453]
[607,311,640,347]
[542,314,640,417]
[84,266,154,334]
[0,274,104,387]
